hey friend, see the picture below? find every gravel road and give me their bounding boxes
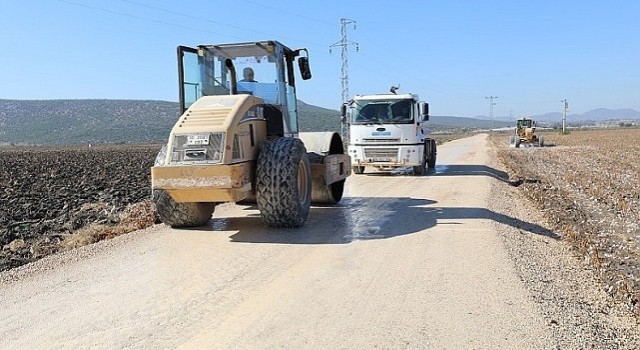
[1,134,638,349]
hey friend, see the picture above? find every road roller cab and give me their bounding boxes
[151,40,350,228]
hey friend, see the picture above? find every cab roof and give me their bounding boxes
[353,93,419,101]
[198,40,294,59]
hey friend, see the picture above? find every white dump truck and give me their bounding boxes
[341,91,436,175]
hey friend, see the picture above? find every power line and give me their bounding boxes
[56,0,487,107]
[59,0,334,50]
[118,0,273,36]
[54,1,508,116]
[117,0,324,45]
[239,0,334,27]
[118,0,337,48]
[56,0,245,39]
[330,18,358,103]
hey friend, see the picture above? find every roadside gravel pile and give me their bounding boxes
[0,145,160,271]
[492,129,640,317]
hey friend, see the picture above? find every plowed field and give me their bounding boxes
[493,128,640,315]
[0,145,160,270]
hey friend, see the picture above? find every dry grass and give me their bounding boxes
[491,128,640,315]
[61,200,157,249]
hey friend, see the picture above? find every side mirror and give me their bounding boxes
[340,103,348,123]
[340,104,347,118]
[419,101,429,121]
[298,57,312,80]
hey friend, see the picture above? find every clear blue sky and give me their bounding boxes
[1,0,638,117]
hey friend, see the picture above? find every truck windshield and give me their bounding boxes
[352,99,414,124]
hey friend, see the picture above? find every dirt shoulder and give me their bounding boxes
[493,129,640,316]
[487,138,640,349]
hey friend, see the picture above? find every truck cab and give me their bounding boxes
[343,93,435,175]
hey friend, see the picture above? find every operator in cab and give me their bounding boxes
[240,67,257,82]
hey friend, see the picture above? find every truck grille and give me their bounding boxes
[363,147,399,162]
[362,138,401,143]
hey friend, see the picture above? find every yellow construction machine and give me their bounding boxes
[151,41,350,228]
[509,117,544,148]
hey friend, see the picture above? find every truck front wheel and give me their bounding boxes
[256,137,312,228]
[427,139,437,169]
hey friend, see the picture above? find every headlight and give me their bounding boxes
[154,144,167,166]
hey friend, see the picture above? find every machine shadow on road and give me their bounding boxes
[352,164,514,184]
[222,196,558,244]
[433,164,511,183]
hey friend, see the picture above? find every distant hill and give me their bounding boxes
[429,116,512,131]
[477,108,640,123]
[297,100,341,132]
[0,99,344,145]
[1,99,496,145]
[0,99,178,145]
[579,108,640,121]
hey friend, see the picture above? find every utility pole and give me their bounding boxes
[485,96,498,131]
[561,99,569,134]
[330,18,358,104]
